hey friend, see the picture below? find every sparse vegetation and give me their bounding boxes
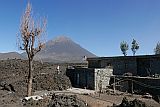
[154,42,160,55]
[120,41,129,56]
[131,39,139,56]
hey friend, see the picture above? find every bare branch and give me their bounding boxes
[18,2,46,56]
[17,2,47,96]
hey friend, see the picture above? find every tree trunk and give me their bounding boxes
[133,51,135,56]
[27,59,33,96]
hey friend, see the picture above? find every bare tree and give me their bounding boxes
[17,3,46,96]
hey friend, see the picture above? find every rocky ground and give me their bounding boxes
[113,97,149,107]
[0,59,160,107]
[0,59,72,96]
[23,94,87,107]
[0,59,81,107]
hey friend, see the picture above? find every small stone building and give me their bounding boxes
[66,67,113,91]
[87,55,160,76]
[66,55,160,92]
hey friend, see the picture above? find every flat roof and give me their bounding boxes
[87,54,160,61]
[113,75,160,80]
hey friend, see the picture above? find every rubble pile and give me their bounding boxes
[113,97,148,107]
[153,95,160,103]
[33,73,71,91]
[23,94,87,107]
[48,94,87,107]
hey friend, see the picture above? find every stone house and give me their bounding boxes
[87,55,160,76]
[66,67,113,91]
[66,55,160,92]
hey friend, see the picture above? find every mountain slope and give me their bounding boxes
[34,36,96,63]
[0,52,24,60]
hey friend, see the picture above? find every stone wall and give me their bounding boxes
[87,55,160,76]
[111,58,137,75]
[94,68,113,91]
[66,68,95,89]
[150,57,160,75]
[66,68,113,90]
[90,57,137,75]
[88,60,101,68]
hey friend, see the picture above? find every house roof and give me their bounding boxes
[87,54,160,61]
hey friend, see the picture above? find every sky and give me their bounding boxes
[0,0,160,57]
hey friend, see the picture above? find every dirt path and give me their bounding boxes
[77,94,113,107]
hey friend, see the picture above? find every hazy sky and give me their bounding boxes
[0,0,160,56]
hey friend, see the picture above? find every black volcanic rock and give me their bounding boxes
[34,36,96,63]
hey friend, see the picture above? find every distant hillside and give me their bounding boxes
[0,52,24,60]
[0,36,96,63]
[34,36,96,63]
